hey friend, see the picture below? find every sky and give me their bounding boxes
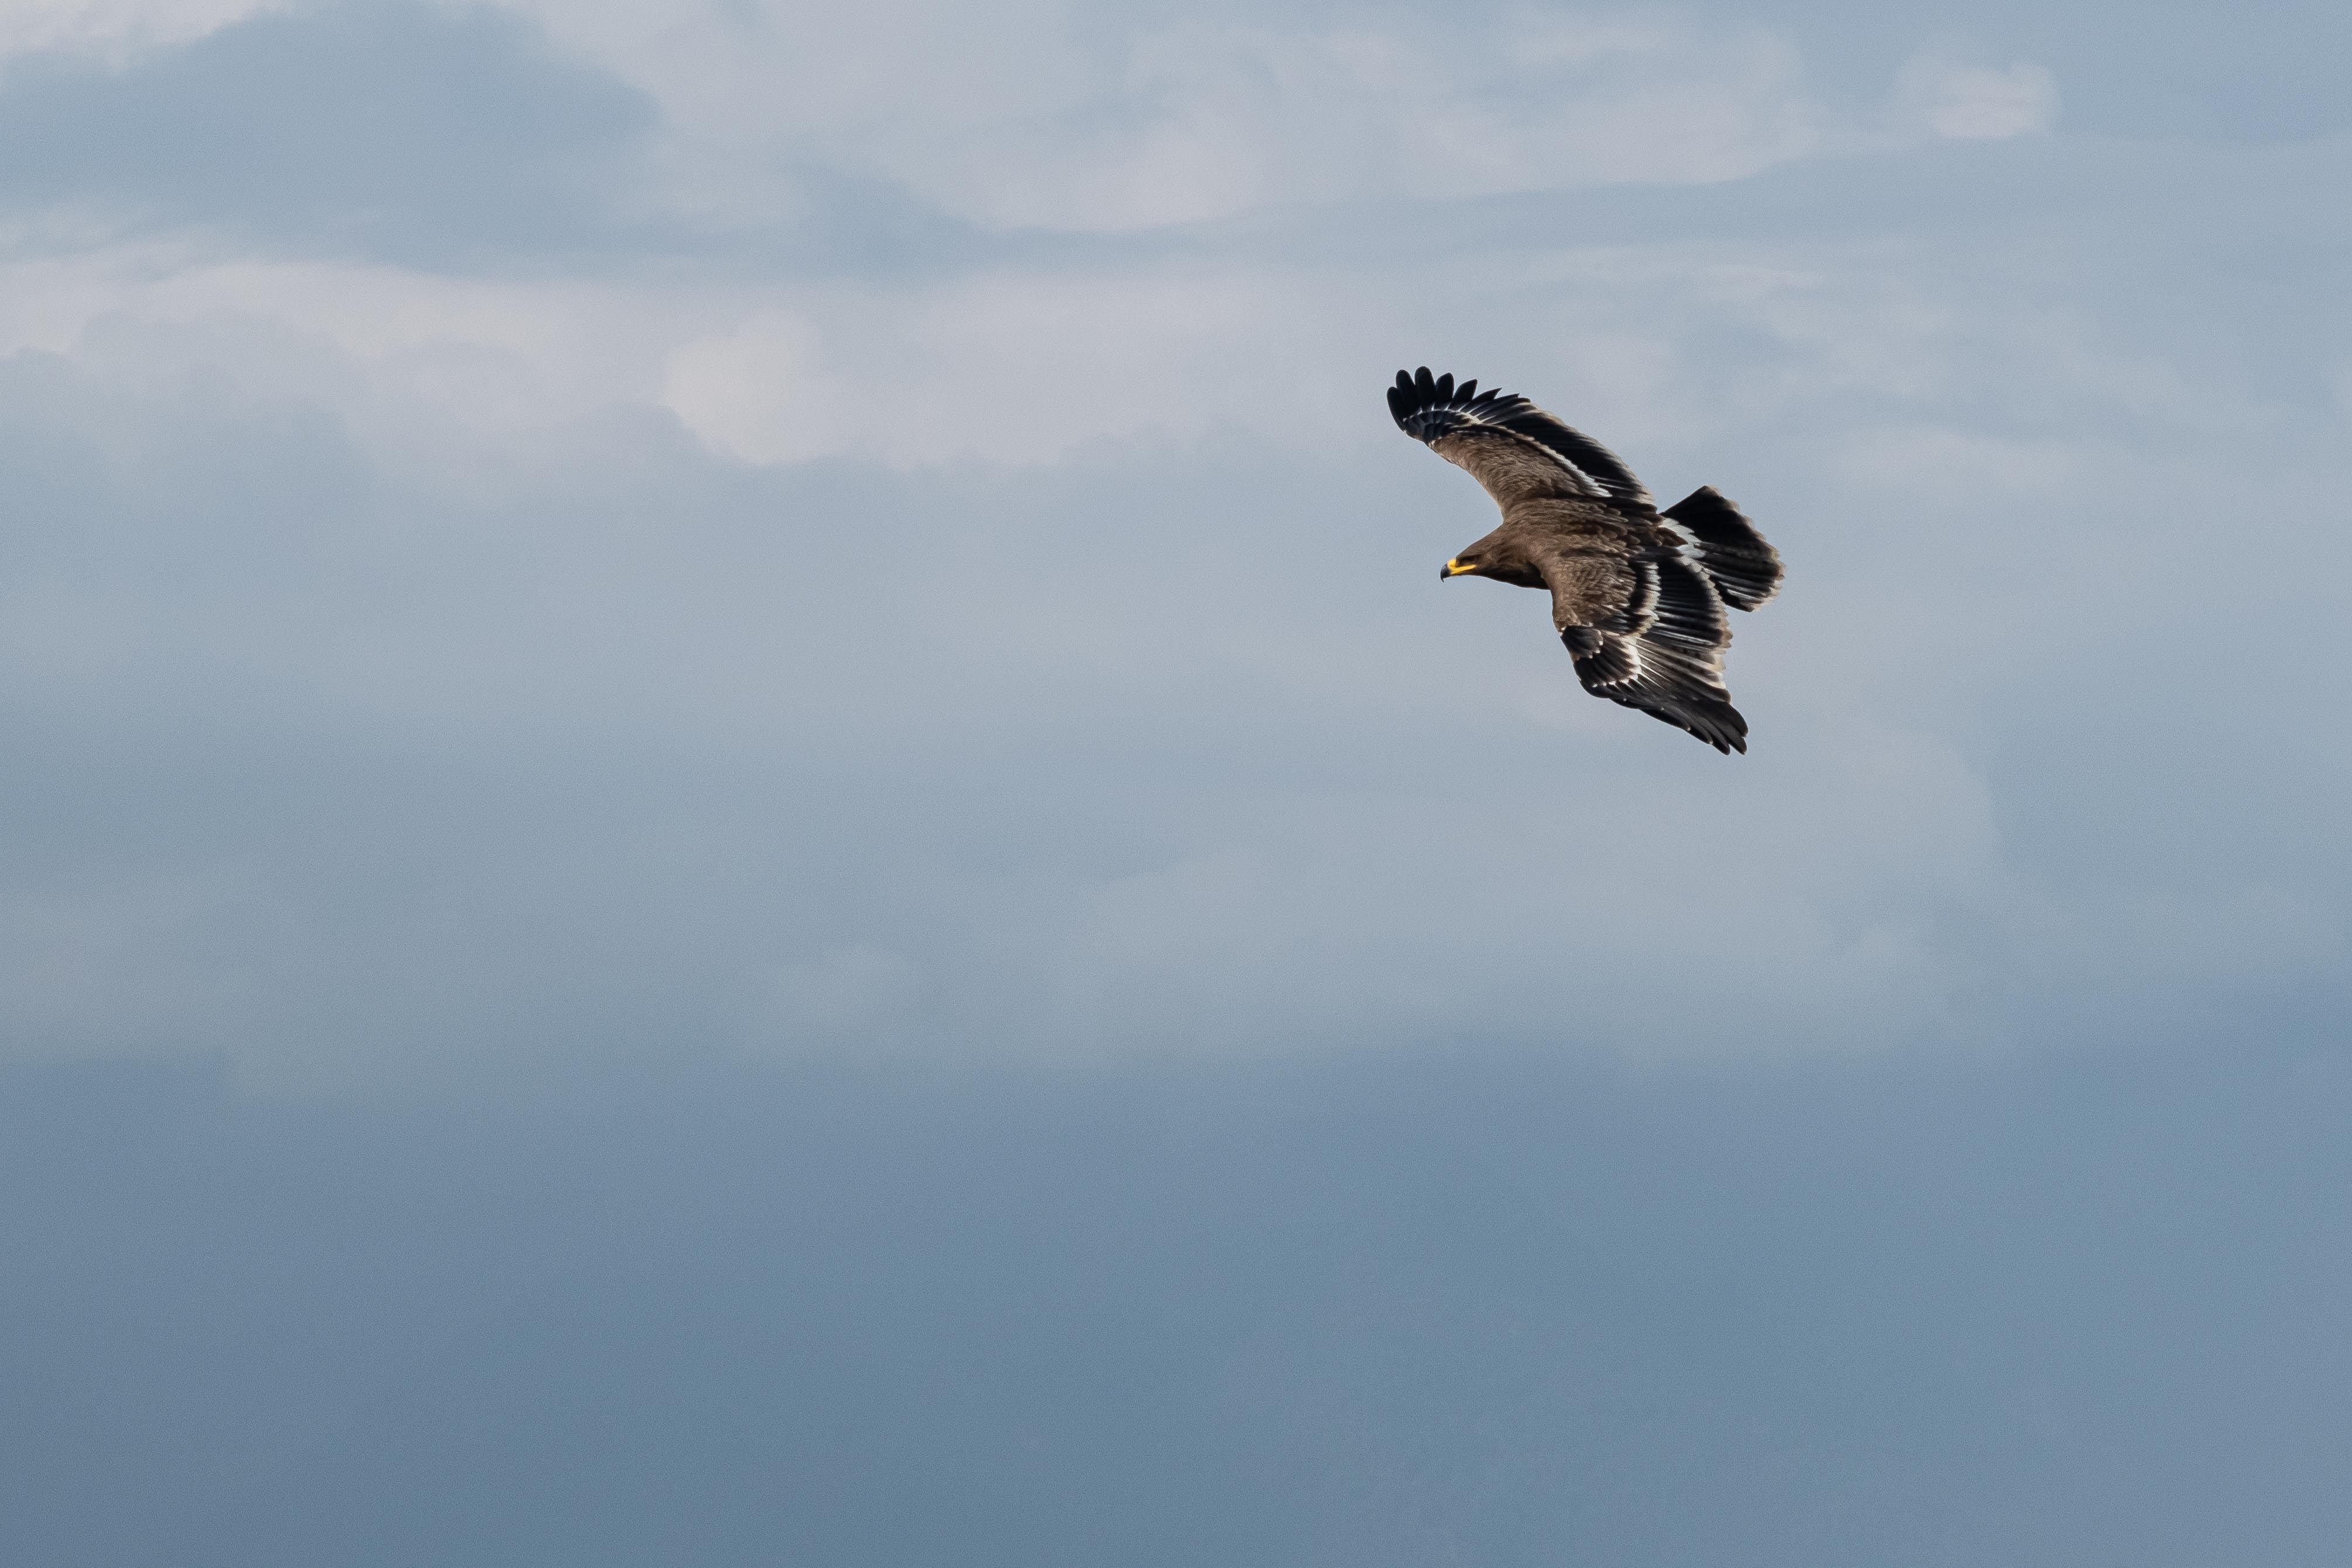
[2,1,2348,1562]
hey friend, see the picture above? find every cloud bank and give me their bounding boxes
[1,1,2345,1095]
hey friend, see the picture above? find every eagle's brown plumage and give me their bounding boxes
[1389,367,1783,754]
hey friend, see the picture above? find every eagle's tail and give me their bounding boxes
[1663,486,1781,612]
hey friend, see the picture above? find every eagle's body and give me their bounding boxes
[1389,367,1783,754]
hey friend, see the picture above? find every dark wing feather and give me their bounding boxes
[1548,549,1749,754]
[1388,367,1653,515]
[1661,486,1782,611]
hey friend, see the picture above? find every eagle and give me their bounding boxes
[1390,366,1783,754]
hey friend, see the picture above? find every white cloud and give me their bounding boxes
[878,13,1828,230]
[0,242,1355,470]
[662,269,1343,467]
[0,0,286,64]
[0,241,701,454]
[1894,51,2058,141]
[1,2,2056,240]
[499,1,1835,231]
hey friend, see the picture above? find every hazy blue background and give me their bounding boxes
[3,1,2347,1562]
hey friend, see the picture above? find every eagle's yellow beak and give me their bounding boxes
[1441,558,1475,578]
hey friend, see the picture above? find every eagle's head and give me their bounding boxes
[1440,538,1540,587]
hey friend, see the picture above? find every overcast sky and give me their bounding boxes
[4,1,2349,1562]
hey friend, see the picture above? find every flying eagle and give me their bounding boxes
[1390,367,1783,754]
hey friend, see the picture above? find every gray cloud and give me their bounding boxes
[1674,0,2352,142]
[0,1,656,261]
[4,114,2349,1088]
[6,1042,2351,1565]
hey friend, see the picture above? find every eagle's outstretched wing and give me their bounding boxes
[1387,365,1653,516]
[1543,546,1749,754]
